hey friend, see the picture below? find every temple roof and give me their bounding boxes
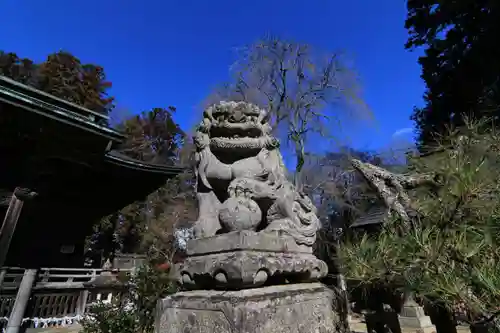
[0,74,189,217]
[104,150,185,176]
[0,75,123,140]
[0,75,190,267]
[350,206,389,228]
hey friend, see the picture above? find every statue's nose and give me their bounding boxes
[231,110,243,122]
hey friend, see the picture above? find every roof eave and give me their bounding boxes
[0,76,190,178]
[105,151,190,176]
[0,75,125,143]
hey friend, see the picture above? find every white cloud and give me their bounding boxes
[392,127,413,138]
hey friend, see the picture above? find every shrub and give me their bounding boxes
[80,301,139,333]
[80,260,177,333]
[339,120,500,325]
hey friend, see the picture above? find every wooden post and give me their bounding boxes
[6,269,37,333]
[76,290,89,318]
[0,268,6,288]
[0,193,24,269]
[0,188,36,269]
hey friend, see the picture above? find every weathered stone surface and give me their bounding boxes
[218,197,262,232]
[192,101,321,249]
[157,102,338,333]
[177,231,327,289]
[182,102,328,289]
[186,230,312,256]
[398,297,436,333]
[178,249,327,289]
[398,305,436,331]
[350,159,436,229]
[155,283,339,333]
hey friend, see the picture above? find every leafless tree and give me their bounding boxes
[206,36,371,189]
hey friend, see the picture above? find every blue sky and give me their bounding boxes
[2,0,424,152]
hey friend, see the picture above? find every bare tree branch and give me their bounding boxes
[205,36,371,190]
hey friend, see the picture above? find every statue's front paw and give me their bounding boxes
[228,178,251,198]
[228,177,277,200]
[193,224,211,239]
[192,218,220,239]
[192,224,205,239]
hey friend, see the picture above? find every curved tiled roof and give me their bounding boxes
[0,75,189,177]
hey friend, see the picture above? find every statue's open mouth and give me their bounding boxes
[208,120,269,153]
[209,124,263,139]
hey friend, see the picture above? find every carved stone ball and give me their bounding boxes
[219,197,262,232]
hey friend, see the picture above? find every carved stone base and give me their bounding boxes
[398,303,436,333]
[155,283,339,333]
[186,230,313,255]
[177,231,328,289]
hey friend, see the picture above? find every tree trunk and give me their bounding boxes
[293,170,302,191]
[293,139,305,191]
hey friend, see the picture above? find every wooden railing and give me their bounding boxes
[0,267,132,331]
[0,267,123,290]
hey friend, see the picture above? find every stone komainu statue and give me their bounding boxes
[158,102,337,333]
[177,101,327,289]
[192,101,320,244]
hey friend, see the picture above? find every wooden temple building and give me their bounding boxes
[349,206,389,234]
[0,75,186,333]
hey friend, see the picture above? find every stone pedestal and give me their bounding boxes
[176,231,328,290]
[398,301,436,333]
[176,230,328,290]
[155,283,338,333]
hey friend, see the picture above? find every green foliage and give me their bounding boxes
[135,171,197,260]
[80,301,139,333]
[37,52,114,115]
[117,107,186,164]
[86,169,197,263]
[132,261,177,332]
[81,261,177,333]
[405,0,500,148]
[86,107,195,263]
[0,50,115,117]
[107,107,192,259]
[0,51,38,85]
[339,120,500,322]
[300,147,408,287]
[301,147,389,229]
